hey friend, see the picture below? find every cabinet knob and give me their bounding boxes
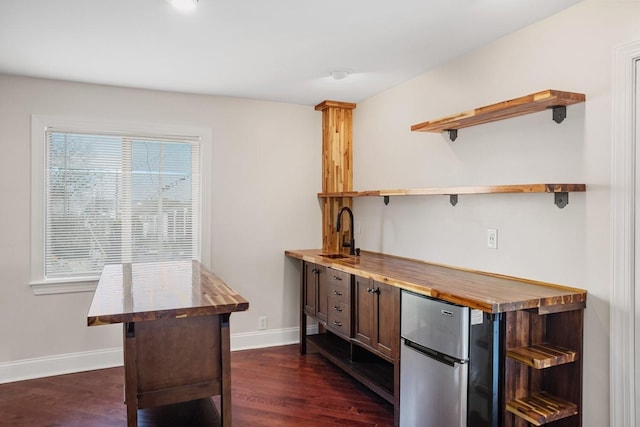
[333,321,343,327]
[333,305,342,312]
[367,287,380,294]
[312,268,319,274]
[333,290,342,296]
[333,275,342,281]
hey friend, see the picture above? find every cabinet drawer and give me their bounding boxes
[328,282,350,303]
[327,297,351,336]
[328,269,350,287]
[327,269,350,304]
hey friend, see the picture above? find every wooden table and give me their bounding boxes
[87,260,249,427]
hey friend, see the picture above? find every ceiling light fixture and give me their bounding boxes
[330,70,351,80]
[167,0,199,12]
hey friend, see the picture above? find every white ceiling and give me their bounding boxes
[0,0,581,106]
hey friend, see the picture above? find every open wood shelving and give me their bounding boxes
[506,392,578,426]
[318,183,586,208]
[410,89,586,141]
[318,183,585,198]
[507,343,578,370]
[504,307,583,427]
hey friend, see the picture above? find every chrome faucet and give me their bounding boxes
[336,206,357,256]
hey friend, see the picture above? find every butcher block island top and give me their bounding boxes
[87,260,249,326]
[285,249,586,313]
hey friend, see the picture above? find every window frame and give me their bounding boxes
[30,115,212,295]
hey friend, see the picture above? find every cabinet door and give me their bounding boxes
[303,263,318,316]
[355,278,399,361]
[354,276,375,348]
[374,281,399,361]
[316,266,328,322]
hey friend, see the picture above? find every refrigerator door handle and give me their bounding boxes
[403,338,468,367]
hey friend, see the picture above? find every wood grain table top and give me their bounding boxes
[285,249,586,313]
[87,260,249,326]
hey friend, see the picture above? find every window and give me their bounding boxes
[30,116,212,294]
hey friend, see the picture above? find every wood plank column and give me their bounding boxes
[315,100,357,253]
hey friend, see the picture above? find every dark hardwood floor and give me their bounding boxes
[0,344,394,426]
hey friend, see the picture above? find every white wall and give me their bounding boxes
[352,1,640,426]
[0,75,320,373]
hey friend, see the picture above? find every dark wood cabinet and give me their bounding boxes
[299,261,397,420]
[304,263,350,336]
[316,266,328,322]
[292,252,585,427]
[303,263,326,321]
[303,263,316,316]
[354,277,399,362]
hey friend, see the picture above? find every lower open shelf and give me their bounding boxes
[507,343,578,369]
[307,332,394,403]
[506,391,578,426]
[138,398,221,426]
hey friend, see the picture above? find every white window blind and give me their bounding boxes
[44,128,201,279]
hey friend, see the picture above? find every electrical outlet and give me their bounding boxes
[487,228,498,249]
[258,316,267,330]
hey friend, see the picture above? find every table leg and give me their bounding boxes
[124,322,138,427]
[220,313,231,427]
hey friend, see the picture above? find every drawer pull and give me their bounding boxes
[333,275,342,281]
[333,321,343,327]
[333,305,342,312]
[333,290,342,296]
[367,287,380,294]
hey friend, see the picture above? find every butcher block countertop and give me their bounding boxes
[285,249,586,313]
[87,260,249,326]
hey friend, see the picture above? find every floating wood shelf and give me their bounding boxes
[317,183,586,208]
[507,343,578,369]
[318,184,585,198]
[411,89,586,141]
[506,391,578,426]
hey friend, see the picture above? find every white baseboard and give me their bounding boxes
[0,347,123,384]
[230,325,318,351]
[0,325,318,384]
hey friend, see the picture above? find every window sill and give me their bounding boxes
[29,278,99,295]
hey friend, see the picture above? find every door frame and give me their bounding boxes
[611,39,640,427]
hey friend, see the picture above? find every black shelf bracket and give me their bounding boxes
[554,192,569,208]
[381,191,571,208]
[551,106,567,124]
[446,129,458,141]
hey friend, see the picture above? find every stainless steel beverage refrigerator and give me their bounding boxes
[400,291,503,427]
